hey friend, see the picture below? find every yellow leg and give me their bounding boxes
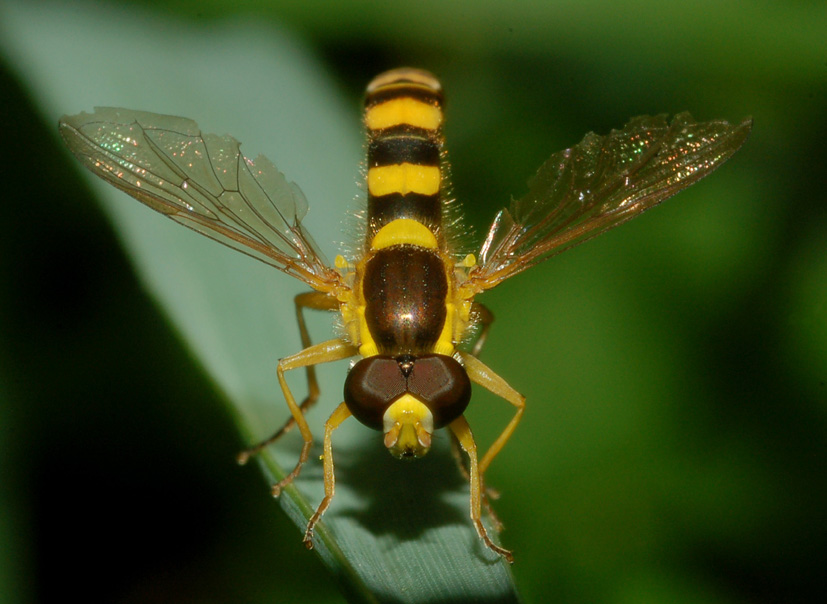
[290,291,341,428]
[303,401,351,549]
[449,416,514,563]
[458,352,525,474]
[272,339,357,496]
[469,302,495,358]
[448,430,504,533]
[246,338,356,496]
[237,292,340,464]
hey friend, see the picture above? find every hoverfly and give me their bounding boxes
[59,67,752,562]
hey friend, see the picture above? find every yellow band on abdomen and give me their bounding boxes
[368,163,440,197]
[370,218,438,250]
[366,98,443,131]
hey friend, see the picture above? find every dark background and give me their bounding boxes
[1,1,825,602]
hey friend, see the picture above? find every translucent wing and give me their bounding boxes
[469,112,752,291]
[59,108,342,293]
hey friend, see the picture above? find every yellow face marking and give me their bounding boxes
[383,393,434,458]
[370,218,438,250]
[365,98,443,131]
[368,163,440,197]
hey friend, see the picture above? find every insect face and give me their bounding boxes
[344,354,472,459]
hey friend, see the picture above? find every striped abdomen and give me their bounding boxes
[364,68,444,239]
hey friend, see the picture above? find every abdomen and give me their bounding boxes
[364,68,445,240]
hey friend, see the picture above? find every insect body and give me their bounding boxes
[344,70,478,458]
[59,68,752,563]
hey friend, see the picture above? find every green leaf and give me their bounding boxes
[0,1,519,601]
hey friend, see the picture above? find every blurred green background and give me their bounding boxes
[1,0,825,602]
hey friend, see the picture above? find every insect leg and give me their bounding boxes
[452,307,507,529]
[448,430,504,532]
[303,401,351,549]
[457,352,525,474]
[237,292,339,464]
[469,302,494,358]
[448,415,514,563]
[270,338,357,496]
[294,291,340,408]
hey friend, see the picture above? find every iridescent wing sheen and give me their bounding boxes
[469,112,752,291]
[59,108,342,292]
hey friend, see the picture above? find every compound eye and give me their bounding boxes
[344,357,407,430]
[408,355,471,428]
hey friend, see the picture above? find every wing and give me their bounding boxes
[468,112,752,291]
[59,108,343,293]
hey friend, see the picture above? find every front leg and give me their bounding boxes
[458,351,525,474]
[268,338,357,495]
[303,401,351,549]
[449,415,514,563]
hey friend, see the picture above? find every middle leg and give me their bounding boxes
[237,291,340,464]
